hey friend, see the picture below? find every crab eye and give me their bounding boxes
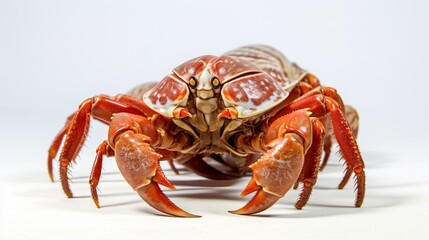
[189,76,198,89]
[211,77,220,89]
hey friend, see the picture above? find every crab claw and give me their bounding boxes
[229,178,281,215]
[115,131,199,218]
[136,181,199,218]
[230,135,305,215]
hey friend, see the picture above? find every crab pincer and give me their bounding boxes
[114,131,199,218]
[230,137,305,214]
[230,110,311,215]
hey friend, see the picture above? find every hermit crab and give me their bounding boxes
[48,45,365,217]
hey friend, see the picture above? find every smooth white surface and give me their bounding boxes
[1,1,429,239]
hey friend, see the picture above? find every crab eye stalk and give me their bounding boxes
[211,77,220,89]
[189,76,198,89]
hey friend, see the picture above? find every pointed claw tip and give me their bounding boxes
[158,208,201,218]
[153,169,176,190]
[228,210,244,215]
[91,194,101,208]
[240,177,261,197]
[231,190,281,215]
[228,209,255,216]
[63,188,73,198]
[137,183,199,218]
[49,173,55,182]
[355,195,364,208]
[228,208,257,216]
[176,212,201,218]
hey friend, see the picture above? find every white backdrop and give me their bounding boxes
[1,1,428,239]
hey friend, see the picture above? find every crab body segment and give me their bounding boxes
[48,45,365,217]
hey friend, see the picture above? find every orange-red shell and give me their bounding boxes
[143,53,292,118]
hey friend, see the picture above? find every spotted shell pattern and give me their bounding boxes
[143,45,307,118]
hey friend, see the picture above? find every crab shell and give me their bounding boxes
[143,55,291,119]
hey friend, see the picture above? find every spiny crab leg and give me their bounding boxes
[47,113,75,182]
[294,119,325,209]
[230,110,312,215]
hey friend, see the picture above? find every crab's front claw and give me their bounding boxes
[136,181,200,218]
[230,135,305,215]
[115,131,199,218]
[228,181,281,215]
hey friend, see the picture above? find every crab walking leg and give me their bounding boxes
[328,100,365,207]
[89,141,114,208]
[274,87,346,120]
[294,119,325,209]
[278,93,366,207]
[55,96,144,197]
[344,104,360,139]
[109,113,199,217]
[230,110,313,215]
[328,106,358,188]
[113,94,158,117]
[320,132,333,171]
[319,105,359,171]
[47,113,75,182]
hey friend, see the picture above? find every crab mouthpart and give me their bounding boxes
[173,107,192,119]
[196,98,218,114]
[218,107,238,119]
[197,89,214,99]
